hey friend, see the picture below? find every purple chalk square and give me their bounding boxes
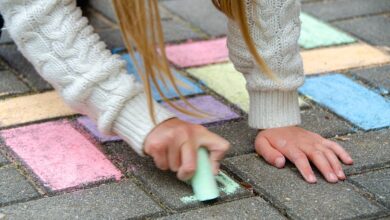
[161,95,240,125]
[77,116,122,143]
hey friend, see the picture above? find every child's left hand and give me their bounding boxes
[255,126,354,183]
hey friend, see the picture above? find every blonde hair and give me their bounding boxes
[112,0,274,125]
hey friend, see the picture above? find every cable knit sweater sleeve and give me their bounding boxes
[227,0,305,129]
[0,0,177,156]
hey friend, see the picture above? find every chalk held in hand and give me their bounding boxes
[191,147,220,201]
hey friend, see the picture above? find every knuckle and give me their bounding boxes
[146,142,165,154]
[309,150,323,158]
[182,164,196,174]
[291,151,306,162]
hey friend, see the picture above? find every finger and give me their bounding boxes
[323,149,346,180]
[212,161,220,175]
[255,136,285,168]
[280,147,317,183]
[323,139,353,165]
[198,132,230,173]
[306,149,338,183]
[168,143,181,172]
[152,147,169,171]
[177,142,197,181]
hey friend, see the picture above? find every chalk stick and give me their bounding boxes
[191,147,219,201]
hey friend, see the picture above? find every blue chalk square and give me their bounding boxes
[121,54,204,101]
[298,74,390,131]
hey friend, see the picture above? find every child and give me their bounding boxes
[0,0,353,184]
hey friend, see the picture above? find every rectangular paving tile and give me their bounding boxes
[299,74,390,130]
[299,12,356,49]
[0,166,39,206]
[122,54,204,101]
[302,0,390,22]
[102,141,251,211]
[76,116,121,143]
[349,65,390,95]
[166,38,228,68]
[302,43,390,75]
[223,154,385,220]
[160,95,240,125]
[0,180,164,219]
[158,197,286,220]
[349,169,390,209]
[0,91,76,128]
[0,120,122,192]
[0,70,30,97]
[334,15,390,47]
[333,129,390,175]
[0,154,8,166]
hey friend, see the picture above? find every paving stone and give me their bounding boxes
[158,197,286,220]
[0,30,13,44]
[0,120,122,192]
[223,154,385,220]
[102,141,251,211]
[0,91,76,128]
[84,7,114,31]
[0,180,164,219]
[0,154,8,166]
[96,28,124,50]
[0,44,52,91]
[0,70,30,97]
[302,43,390,75]
[334,15,390,47]
[160,95,241,125]
[302,0,390,22]
[299,13,356,49]
[122,54,204,101]
[332,129,390,175]
[76,116,121,143]
[162,0,228,37]
[299,74,390,130]
[349,169,390,208]
[349,65,390,95]
[89,0,117,22]
[0,166,39,206]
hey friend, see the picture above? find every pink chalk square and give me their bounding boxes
[0,120,122,191]
[165,38,228,68]
[161,95,240,124]
[77,116,122,143]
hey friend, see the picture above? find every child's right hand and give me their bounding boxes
[143,118,230,181]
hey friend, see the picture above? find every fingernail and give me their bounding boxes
[328,173,338,182]
[308,175,317,183]
[337,170,345,179]
[275,157,285,168]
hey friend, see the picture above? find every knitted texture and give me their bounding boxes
[227,0,305,129]
[0,0,177,156]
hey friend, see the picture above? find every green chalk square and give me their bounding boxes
[299,13,356,49]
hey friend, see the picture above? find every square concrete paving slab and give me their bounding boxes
[349,168,390,209]
[88,0,117,22]
[0,70,30,97]
[162,0,228,37]
[332,129,390,175]
[0,91,76,128]
[302,0,390,22]
[0,154,8,166]
[0,180,164,220]
[102,141,251,211]
[0,45,52,91]
[0,120,122,192]
[334,15,390,46]
[0,166,39,206]
[96,28,124,50]
[84,7,114,31]
[76,116,121,143]
[299,74,390,130]
[158,197,286,220]
[349,65,390,95]
[160,95,241,125]
[223,154,386,220]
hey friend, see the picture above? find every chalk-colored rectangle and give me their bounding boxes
[165,38,229,68]
[121,54,204,101]
[302,44,390,75]
[0,91,76,128]
[0,120,122,191]
[160,95,240,124]
[299,13,356,49]
[298,74,390,130]
[76,116,122,142]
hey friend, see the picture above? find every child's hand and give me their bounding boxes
[144,118,230,181]
[255,126,353,183]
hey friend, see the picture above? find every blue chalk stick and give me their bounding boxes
[121,54,204,101]
[298,74,390,130]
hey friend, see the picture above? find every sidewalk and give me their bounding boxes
[0,0,389,219]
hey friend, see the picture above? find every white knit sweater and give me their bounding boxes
[0,0,304,156]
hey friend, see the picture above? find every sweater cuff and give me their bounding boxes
[112,92,177,156]
[247,89,301,129]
